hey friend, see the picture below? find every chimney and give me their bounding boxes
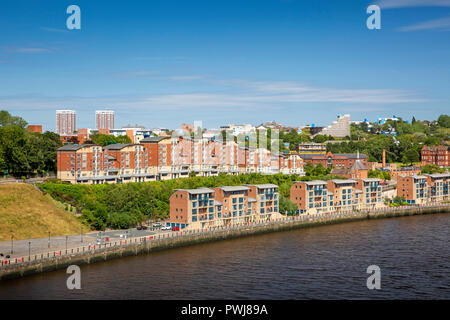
[382,149,386,168]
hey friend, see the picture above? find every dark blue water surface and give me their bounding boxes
[0,213,449,299]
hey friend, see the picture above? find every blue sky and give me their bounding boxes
[0,0,449,131]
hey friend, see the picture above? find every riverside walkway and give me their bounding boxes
[0,202,449,278]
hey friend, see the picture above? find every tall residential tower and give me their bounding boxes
[56,110,76,136]
[96,110,115,130]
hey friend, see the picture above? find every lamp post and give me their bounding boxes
[81,226,83,243]
[65,236,68,252]
[10,235,14,254]
[48,231,50,248]
[28,241,31,260]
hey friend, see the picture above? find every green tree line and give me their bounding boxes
[0,111,62,176]
[40,170,344,230]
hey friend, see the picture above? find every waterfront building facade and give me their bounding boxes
[168,184,280,229]
[290,180,331,214]
[423,173,450,202]
[327,179,359,212]
[355,178,383,209]
[397,175,429,204]
[290,178,384,214]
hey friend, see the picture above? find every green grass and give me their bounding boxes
[0,183,89,241]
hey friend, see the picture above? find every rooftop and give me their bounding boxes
[58,144,95,151]
[174,188,215,195]
[330,179,357,184]
[297,180,327,186]
[140,136,171,143]
[245,184,279,189]
[216,186,250,192]
[423,173,450,179]
[103,143,136,150]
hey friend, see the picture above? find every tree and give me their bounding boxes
[421,164,445,174]
[0,110,28,128]
[279,195,298,214]
[437,114,450,128]
[89,133,132,146]
[403,149,419,165]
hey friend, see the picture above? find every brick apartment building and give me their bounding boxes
[57,137,306,184]
[167,184,280,229]
[397,173,450,204]
[299,151,368,169]
[397,175,429,205]
[290,178,383,214]
[421,145,450,167]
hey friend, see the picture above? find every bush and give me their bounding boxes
[39,173,340,231]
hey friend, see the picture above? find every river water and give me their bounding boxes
[0,213,449,299]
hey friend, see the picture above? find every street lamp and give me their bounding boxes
[10,235,14,254]
[48,231,50,248]
[28,241,31,260]
[65,236,68,252]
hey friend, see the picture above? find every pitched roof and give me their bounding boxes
[330,179,357,184]
[297,180,327,186]
[58,144,96,151]
[216,186,250,192]
[245,184,279,189]
[140,136,171,143]
[174,188,215,194]
[103,143,135,150]
[351,160,367,170]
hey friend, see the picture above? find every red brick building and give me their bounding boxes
[27,125,42,133]
[300,151,368,169]
[421,145,449,167]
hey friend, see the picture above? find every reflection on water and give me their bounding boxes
[0,213,449,299]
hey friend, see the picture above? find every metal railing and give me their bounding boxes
[1,202,449,268]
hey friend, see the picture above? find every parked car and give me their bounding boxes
[171,226,180,231]
[153,222,162,228]
[161,226,171,231]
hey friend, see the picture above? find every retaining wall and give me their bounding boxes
[1,204,449,281]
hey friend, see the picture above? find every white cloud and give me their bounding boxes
[398,16,450,31]
[2,47,52,54]
[0,80,429,114]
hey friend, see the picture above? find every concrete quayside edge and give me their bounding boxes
[1,204,449,281]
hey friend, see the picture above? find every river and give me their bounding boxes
[0,213,449,299]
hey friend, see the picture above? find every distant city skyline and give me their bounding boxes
[0,0,449,131]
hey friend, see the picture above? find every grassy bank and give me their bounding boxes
[0,183,89,241]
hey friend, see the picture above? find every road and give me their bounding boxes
[0,226,170,259]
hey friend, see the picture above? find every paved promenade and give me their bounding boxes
[1,203,449,268]
[0,228,165,259]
